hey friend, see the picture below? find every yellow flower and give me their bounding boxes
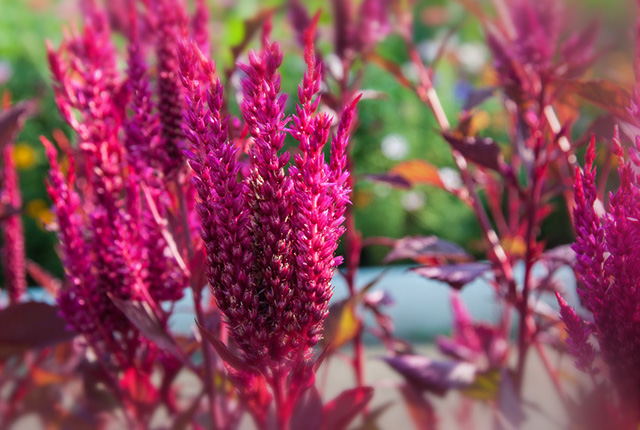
[13,143,37,170]
[25,199,54,229]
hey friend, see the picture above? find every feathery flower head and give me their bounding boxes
[181,28,359,373]
[568,131,640,406]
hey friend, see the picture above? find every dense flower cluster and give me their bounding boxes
[44,2,199,363]
[180,33,358,373]
[563,134,640,410]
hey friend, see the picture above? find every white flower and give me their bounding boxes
[381,134,409,160]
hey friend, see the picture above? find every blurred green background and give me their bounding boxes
[0,0,635,279]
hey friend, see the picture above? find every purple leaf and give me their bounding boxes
[497,370,525,429]
[383,354,477,395]
[0,302,76,359]
[435,336,477,362]
[196,320,255,373]
[365,172,412,189]
[363,290,394,307]
[384,235,471,264]
[322,386,375,430]
[541,244,576,266]
[411,262,490,290]
[463,87,496,112]
[442,133,504,172]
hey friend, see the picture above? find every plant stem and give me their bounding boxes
[272,369,291,430]
[176,181,222,429]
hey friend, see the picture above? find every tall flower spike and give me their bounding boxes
[570,133,640,405]
[288,19,361,355]
[42,138,96,335]
[180,42,265,367]
[599,142,640,395]
[47,5,125,209]
[571,136,608,313]
[240,42,296,366]
[289,20,334,353]
[124,7,158,173]
[1,144,25,304]
[155,0,188,177]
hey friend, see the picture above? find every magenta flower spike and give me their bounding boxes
[289,23,358,355]
[180,28,361,419]
[42,138,99,336]
[1,144,26,304]
[47,4,125,210]
[566,132,640,408]
[154,0,188,177]
[124,10,158,174]
[240,42,298,368]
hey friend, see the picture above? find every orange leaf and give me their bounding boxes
[322,301,361,351]
[32,368,66,386]
[390,160,444,187]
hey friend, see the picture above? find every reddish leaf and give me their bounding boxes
[563,79,633,123]
[291,386,323,430]
[109,295,182,356]
[442,133,504,172]
[0,302,75,359]
[322,386,375,430]
[384,235,471,264]
[398,384,437,430]
[189,248,208,293]
[352,401,395,430]
[411,262,491,290]
[0,100,35,148]
[384,354,476,395]
[196,320,254,373]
